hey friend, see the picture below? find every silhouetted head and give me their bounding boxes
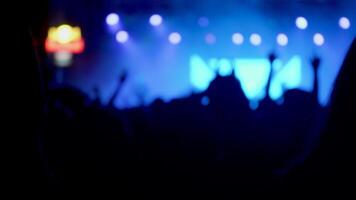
[327,38,356,128]
[311,56,321,71]
[268,52,277,63]
[48,85,89,114]
[152,98,165,107]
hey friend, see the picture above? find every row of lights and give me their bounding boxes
[296,16,351,30]
[106,13,351,46]
[116,30,182,44]
[116,30,324,46]
[107,14,351,30]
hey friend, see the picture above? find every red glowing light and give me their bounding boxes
[45,38,85,54]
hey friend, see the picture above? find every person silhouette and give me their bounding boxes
[92,86,102,107]
[258,52,278,111]
[284,38,356,198]
[311,56,321,106]
[107,72,127,108]
[270,55,323,172]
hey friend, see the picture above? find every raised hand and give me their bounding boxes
[311,56,321,102]
[119,72,128,84]
[311,56,321,71]
[268,52,277,63]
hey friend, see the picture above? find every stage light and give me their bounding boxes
[46,24,83,47]
[234,59,270,101]
[45,24,85,54]
[190,54,306,105]
[269,56,302,100]
[54,51,73,67]
[313,33,324,46]
[169,32,182,45]
[56,25,72,44]
[198,17,209,27]
[45,24,85,67]
[296,17,308,30]
[116,31,129,43]
[250,33,262,46]
[218,59,233,76]
[276,33,288,46]
[49,24,79,44]
[149,14,163,26]
[106,13,119,26]
[190,55,216,91]
[201,96,210,106]
[232,33,244,45]
[339,17,350,29]
[205,33,216,44]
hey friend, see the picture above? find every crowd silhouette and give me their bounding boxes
[33,38,355,197]
[17,1,355,197]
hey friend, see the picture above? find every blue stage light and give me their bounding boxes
[149,14,163,26]
[106,13,119,26]
[169,32,182,45]
[277,33,288,46]
[250,33,262,46]
[234,59,270,101]
[269,56,302,100]
[232,33,244,45]
[201,96,210,106]
[116,31,129,43]
[313,33,324,46]
[296,17,308,30]
[190,55,216,92]
[339,17,350,29]
[198,17,209,27]
[205,33,216,44]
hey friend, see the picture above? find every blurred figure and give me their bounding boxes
[108,72,127,107]
[286,38,356,197]
[92,86,102,107]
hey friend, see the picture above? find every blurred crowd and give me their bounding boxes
[40,52,333,195]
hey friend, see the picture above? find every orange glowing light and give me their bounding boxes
[45,24,85,54]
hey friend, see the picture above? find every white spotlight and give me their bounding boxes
[339,17,350,30]
[296,17,308,30]
[106,13,119,26]
[313,33,325,46]
[169,32,182,45]
[250,33,262,46]
[232,33,244,45]
[149,14,163,26]
[116,31,129,43]
[276,33,288,46]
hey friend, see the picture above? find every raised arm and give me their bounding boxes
[311,56,321,104]
[108,72,127,107]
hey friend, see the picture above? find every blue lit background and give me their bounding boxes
[48,0,355,109]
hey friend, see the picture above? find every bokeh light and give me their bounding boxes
[116,31,129,43]
[313,33,325,46]
[201,96,210,106]
[250,33,262,46]
[205,33,216,44]
[169,32,182,45]
[296,17,308,30]
[149,14,163,26]
[339,17,350,29]
[198,17,210,27]
[232,33,244,45]
[276,33,288,46]
[106,13,120,26]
